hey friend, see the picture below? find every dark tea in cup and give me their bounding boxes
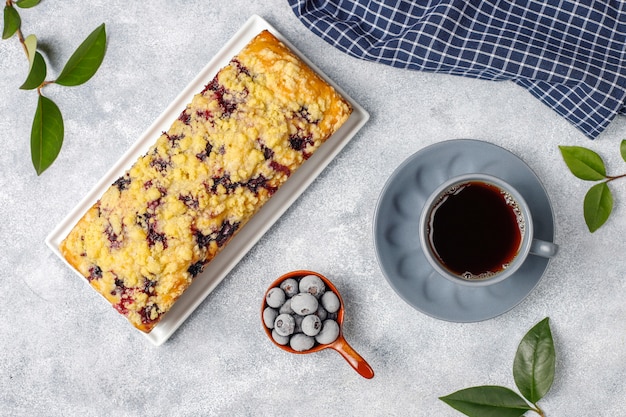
[419,173,557,286]
[425,180,524,280]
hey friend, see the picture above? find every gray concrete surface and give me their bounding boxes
[1,1,625,415]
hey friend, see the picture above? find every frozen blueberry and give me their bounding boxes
[299,274,326,298]
[315,304,328,321]
[279,278,299,298]
[321,291,340,313]
[290,293,319,316]
[290,333,315,352]
[279,298,293,315]
[263,307,278,329]
[274,313,295,337]
[315,319,340,344]
[272,329,290,345]
[293,314,304,334]
[265,287,286,308]
[301,314,322,336]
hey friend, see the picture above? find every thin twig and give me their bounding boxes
[606,173,626,182]
[6,0,29,57]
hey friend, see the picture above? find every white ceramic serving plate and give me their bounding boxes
[45,15,369,346]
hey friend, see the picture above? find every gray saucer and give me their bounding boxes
[373,139,555,322]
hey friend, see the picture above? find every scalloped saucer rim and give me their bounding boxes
[373,139,555,322]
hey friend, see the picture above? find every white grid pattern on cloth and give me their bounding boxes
[289,0,626,138]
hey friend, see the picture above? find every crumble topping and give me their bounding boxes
[60,30,352,333]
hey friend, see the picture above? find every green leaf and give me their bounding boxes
[513,317,556,404]
[20,50,46,90]
[440,386,532,417]
[55,23,107,86]
[2,5,21,39]
[584,182,613,232]
[15,0,41,8]
[559,145,607,181]
[31,95,64,175]
[24,33,37,67]
[620,140,626,163]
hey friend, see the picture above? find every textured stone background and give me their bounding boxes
[1,1,625,416]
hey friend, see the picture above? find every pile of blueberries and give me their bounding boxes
[263,274,341,351]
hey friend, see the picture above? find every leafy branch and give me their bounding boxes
[440,317,555,417]
[559,140,626,232]
[2,0,107,175]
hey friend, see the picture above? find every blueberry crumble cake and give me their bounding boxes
[60,30,352,333]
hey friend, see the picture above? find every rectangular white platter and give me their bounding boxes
[45,14,370,346]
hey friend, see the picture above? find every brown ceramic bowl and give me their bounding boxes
[261,270,374,379]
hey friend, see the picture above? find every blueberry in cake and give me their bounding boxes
[60,30,352,333]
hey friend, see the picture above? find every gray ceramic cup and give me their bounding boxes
[419,173,558,286]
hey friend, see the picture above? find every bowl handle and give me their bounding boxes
[330,336,374,379]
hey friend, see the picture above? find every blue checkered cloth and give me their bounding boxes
[288,0,626,139]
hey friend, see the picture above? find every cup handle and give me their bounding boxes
[529,239,558,258]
